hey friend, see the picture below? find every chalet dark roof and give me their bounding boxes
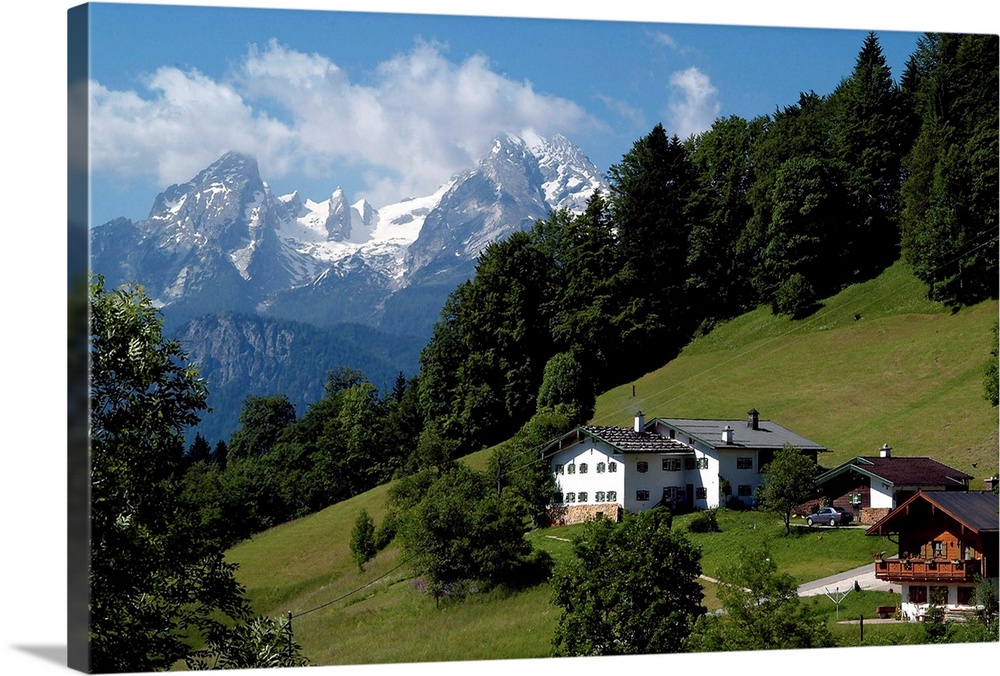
[817,456,972,487]
[652,417,828,452]
[541,425,693,457]
[866,491,999,536]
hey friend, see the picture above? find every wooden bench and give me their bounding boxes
[875,605,896,619]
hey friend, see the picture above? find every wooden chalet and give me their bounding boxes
[866,491,998,621]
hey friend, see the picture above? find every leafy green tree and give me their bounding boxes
[398,465,535,605]
[686,115,766,319]
[550,508,704,656]
[742,91,850,307]
[350,509,378,572]
[535,350,595,424]
[686,544,834,651]
[186,615,309,670]
[487,409,569,527]
[418,231,556,449]
[89,276,251,672]
[773,272,817,318]
[228,393,297,459]
[757,445,820,535]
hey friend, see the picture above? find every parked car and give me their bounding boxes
[805,506,853,527]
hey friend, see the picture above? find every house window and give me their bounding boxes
[636,490,650,501]
[595,491,606,502]
[957,587,976,605]
[578,492,588,503]
[737,484,752,497]
[596,462,606,474]
[668,429,676,439]
[908,586,927,604]
[607,491,617,502]
[553,463,564,475]
[608,462,618,473]
[963,542,976,560]
[695,487,707,500]
[737,457,753,470]
[553,492,564,504]
[663,458,681,471]
[929,586,948,606]
[697,457,709,469]
[566,463,576,475]
[637,461,649,473]
[684,458,696,470]
[565,492,576,503]
[579,463,588,474]
[932,541,945,558]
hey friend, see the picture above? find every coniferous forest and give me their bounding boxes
[86,32,998,669]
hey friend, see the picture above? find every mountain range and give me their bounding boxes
[90,132,608,442]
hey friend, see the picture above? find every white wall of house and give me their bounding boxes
[716,449,762,505]
[900,583,980,621]
[870,480,895,509]
[548,440,625,508]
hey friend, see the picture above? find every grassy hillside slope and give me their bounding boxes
[226,261,998,666]
[592,261,998,482]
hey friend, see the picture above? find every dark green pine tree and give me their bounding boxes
[539,193,623,387]
[608,124,697,366]
[186,432,213,465]
[830,32,910,279]
[685,115,767,321]
[900,33,999,306]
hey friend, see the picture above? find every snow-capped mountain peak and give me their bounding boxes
[91,132,608,335]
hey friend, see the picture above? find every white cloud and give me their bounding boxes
[666,66,720,139]
[88,39,596,206]
[650,31,680,50]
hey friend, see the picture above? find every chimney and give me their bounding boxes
[747,408,759,430]
[879,443,892,458]
[722,425,734,444]
[634,411,645,433]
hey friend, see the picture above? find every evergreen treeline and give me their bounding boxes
[177,32,997,549]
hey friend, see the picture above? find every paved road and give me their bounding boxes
[797,563,900,597]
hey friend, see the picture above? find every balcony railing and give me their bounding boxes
[874,557,983,582]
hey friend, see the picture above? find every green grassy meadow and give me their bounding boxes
[592,262,998,481]
[226,262,999,666]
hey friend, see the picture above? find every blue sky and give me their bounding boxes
[81,1,942,227]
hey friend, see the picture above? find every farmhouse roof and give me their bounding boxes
[866,490,999,536]
[540,425,692,457]
[652,417,829,452]
[816,456,972,488]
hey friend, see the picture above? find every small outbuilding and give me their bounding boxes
[815,445,972,524]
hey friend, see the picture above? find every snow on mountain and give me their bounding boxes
[91,131,607,332]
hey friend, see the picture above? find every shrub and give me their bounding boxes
[773,272,817,318]
[688,508,721,534]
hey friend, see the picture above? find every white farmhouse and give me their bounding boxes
[541,409,828,526]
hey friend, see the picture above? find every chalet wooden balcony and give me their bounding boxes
[874,558,983,583]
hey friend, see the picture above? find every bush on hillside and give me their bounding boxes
[688,508,721,533]
[773,273,818,318]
